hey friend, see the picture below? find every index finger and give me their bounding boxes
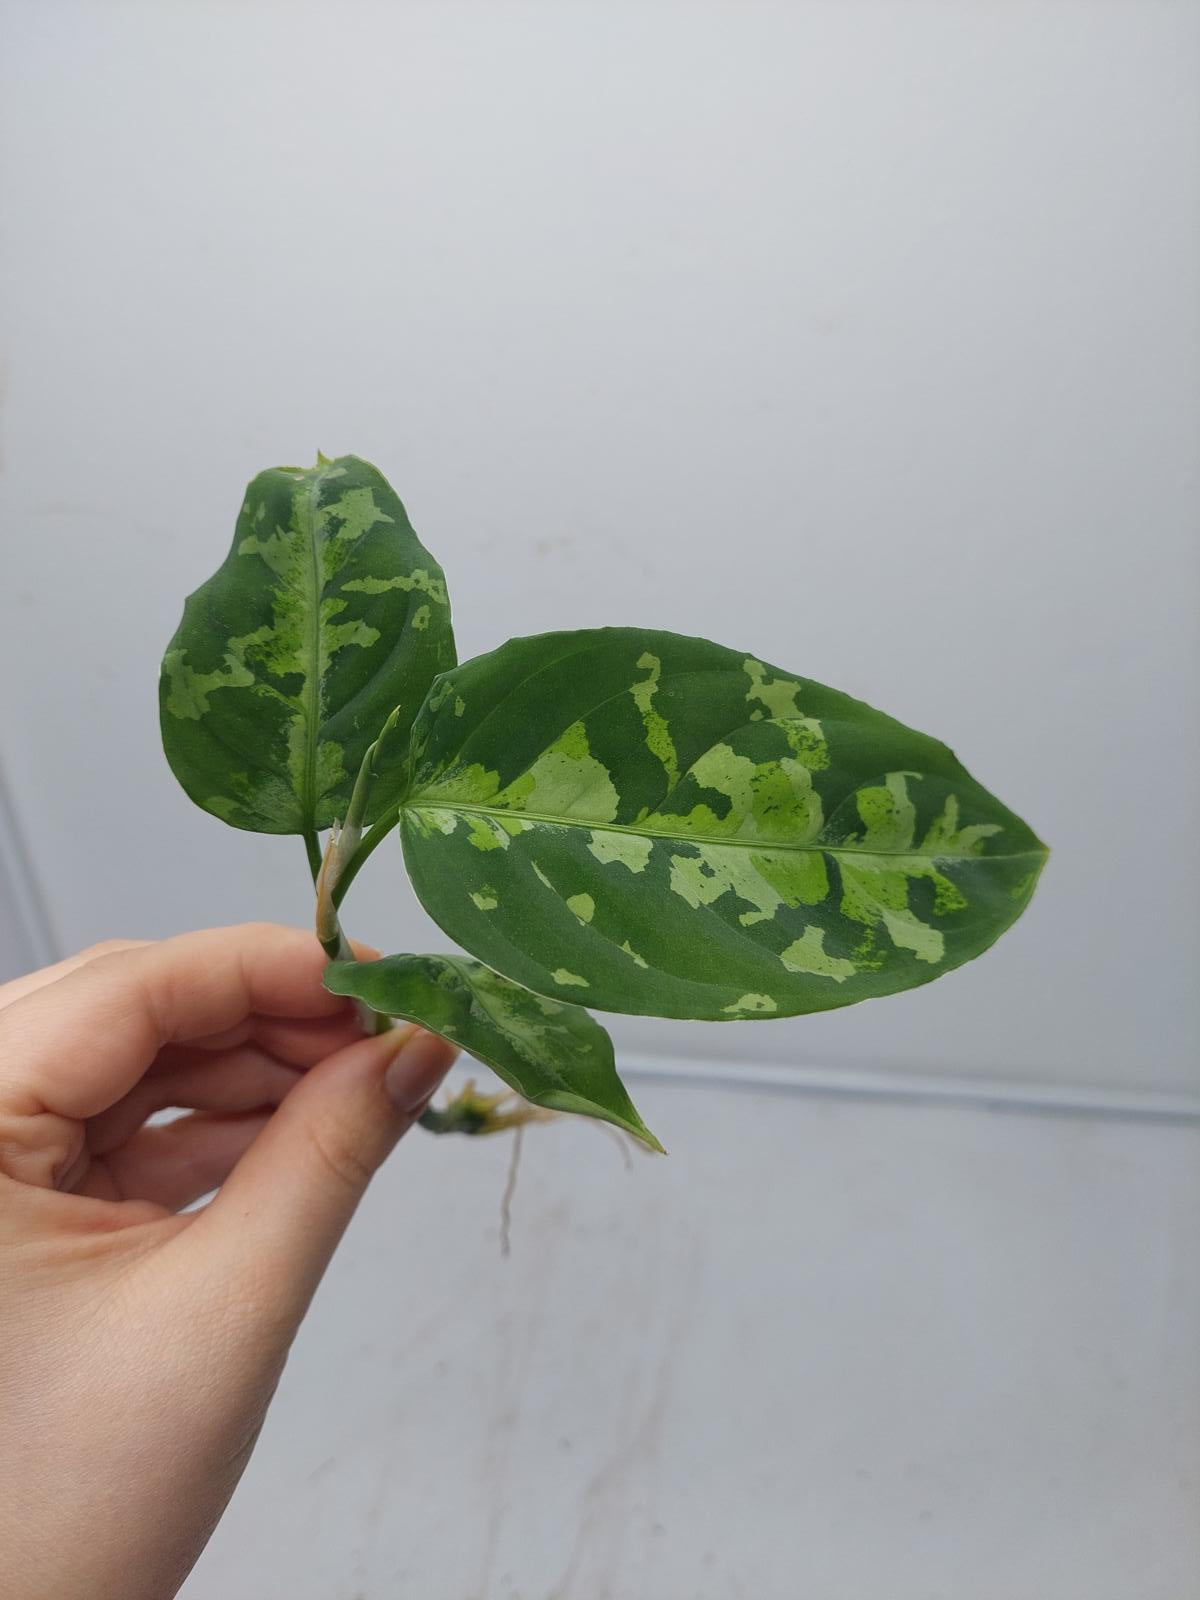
[0,923,351,1121]
[0,940,151,1012]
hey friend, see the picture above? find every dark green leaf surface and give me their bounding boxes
[324,953,661,1149]
[160,455,454,833]
[398,629,1047,1020]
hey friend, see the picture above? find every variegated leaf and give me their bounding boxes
[397,629,1047,1020]
[324,953,661,1149]
[160,455,454,833]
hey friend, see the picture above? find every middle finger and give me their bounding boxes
[86,1045,303,1155]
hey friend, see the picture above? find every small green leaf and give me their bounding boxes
[397,628,1047,1020]
[160,455,454,833]
[324,953,662,1150]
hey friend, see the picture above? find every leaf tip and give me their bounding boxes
[631,1121,667,1155]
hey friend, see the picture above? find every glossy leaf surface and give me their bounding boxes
[399,629,1047,1019]
[161,455,454,833]
[324,953,661,1149]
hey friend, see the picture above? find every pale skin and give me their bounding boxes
[0,923,457,1600]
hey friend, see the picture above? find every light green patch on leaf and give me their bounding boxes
[722,992,778,1014]
[742,656,801,719]
[831,776,1004,966]
[855,771,919,852]
[566,893,595,924]
[406,806,458,839]
[620,940,649,968]
[839,859,945,964]
[922,793,1003,856]
[324,618,381,653]
[435,761,500,803]
[552,968,589,987]
[341,567,448,604]
[631,652,680,786]
[587,830,654,873]
[471,889,498,911]
[779,927,856,981]
[465,816,507,852]
[660,741,823,844]
[668,846,790,927]
[753,849,830,907]
[492,721,619,822]
[160,647,254,721]
[425,677,457,715]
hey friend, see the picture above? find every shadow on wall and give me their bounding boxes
[0,759,58,981]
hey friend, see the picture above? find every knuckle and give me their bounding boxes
[79,938,139,961]
[304,1120,374,1196]
[237,920,306,947]
[0,1111,82,1189]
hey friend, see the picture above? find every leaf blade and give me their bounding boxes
[398,628,1047,1020]
[160,454,454,833]
[323,953,661,1149]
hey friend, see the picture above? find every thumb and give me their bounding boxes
[196,1024,455,1324]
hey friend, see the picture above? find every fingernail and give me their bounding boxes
[384,1029,455,1113]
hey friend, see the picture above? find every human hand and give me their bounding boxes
[0,924,456,1600]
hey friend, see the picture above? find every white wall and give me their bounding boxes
[2,0,1197,1095]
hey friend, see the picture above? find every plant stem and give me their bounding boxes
[331,811,398,910]
[303,829,324,885]
[304,812,438,1127]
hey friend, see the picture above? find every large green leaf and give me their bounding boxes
[324,953,661,1149]
[398,629,1047,1020]
[160,454,454,833]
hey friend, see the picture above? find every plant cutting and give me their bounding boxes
[160,454,1047,1152]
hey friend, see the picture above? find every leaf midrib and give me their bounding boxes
[299,466,329,828]
[404,798,1045,864]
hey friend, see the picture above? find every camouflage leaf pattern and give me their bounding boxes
[398,629,1047,1020]
[324,952,661,1149]
[160,455,454,833]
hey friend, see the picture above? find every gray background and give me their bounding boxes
[1,4,1198,1597]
